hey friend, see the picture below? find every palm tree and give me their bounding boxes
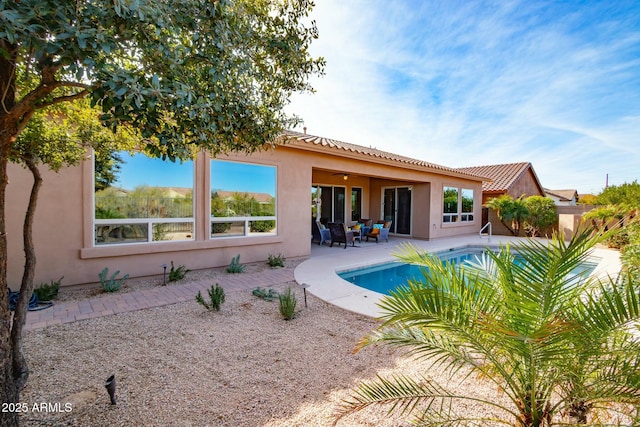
[486,195,530,236]
[335,230,640,426]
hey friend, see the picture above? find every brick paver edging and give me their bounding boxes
[24,268,295,331]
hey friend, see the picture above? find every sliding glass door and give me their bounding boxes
[313,185,346,223]
[382,187,412,235]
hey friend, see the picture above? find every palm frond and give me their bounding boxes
[334,374,518,426]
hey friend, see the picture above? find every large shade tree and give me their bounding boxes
[0,1,324,425]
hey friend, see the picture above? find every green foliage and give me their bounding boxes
[211,192,276,218]
[605,227,630,249]
[583,205,628,229]
[621,219,640,277]
[33,277,63,302]
[485,195,529,236]
[98,268,129,293]
[94,206,126,219]
[523,195,557,237]
[211,222,232,234]
[278,288,297,320]
[252,287,279,301]
[196,284,226,312]
[578,193,598,205]
[95,184,193,220]
[227,255,245,274]
[13,99,139,173]
[267,253,286,268]
[0,0,325,160]
[168,261,190,282]
[596,180,640,208]
[0,0,324,411]
[337,230,640,426]
[250,220,276,233]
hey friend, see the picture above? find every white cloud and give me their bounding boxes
[287,0,640,194]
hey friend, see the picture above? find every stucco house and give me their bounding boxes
[544,188,579,206]
[457,162,546,204]
[457,162,546,235]
[7,130,488,288]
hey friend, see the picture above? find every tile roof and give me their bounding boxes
[544,188,578,201]
[281,130,487,181]
[457,162,536,193]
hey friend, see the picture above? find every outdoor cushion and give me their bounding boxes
[373,223,384,229]
[370,228,380,235]
[352,224,361,230]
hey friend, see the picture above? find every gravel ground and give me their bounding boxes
[18,260,586,426]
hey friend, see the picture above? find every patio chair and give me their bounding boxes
[328,222,356,248]
[311,219,331,246]
[357,218,373,237]
[365,220,392,243]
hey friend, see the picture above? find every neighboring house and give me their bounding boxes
[457,162,546,235]
[457,162,546,204]
[7,130,488,287]
[544,188,579,206]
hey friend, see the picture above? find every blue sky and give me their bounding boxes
[287,0,640,194]
[117,152,194,189]
[117,154,276,196]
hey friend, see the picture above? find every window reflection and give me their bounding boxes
[94,151,194,245]
[210,160,277,238]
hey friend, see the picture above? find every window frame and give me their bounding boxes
[313,184,347,224]
[209,159,277,239]
[93,150,196,246]
[442,185,475,224]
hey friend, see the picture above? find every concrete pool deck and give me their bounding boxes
[294,234,622,318]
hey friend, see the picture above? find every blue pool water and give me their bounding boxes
[337,246,598,295]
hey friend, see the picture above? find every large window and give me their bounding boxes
[443,186,474,223]
[210,160,277,238]
[94,151,194,245]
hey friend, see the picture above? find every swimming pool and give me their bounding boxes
[337,246,599,295]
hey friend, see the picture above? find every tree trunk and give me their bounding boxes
[1,38,22,427]
[9,154,42,393]
[0,151,20,427]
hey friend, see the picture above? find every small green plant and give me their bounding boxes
[278,288,297,320]
[168,261,190,282]
[252,287,279,301]
[33,277,63,302]
[227,254,245,273]
[196,284,226,311]
[99,268,129,293]
[267,253,285,268]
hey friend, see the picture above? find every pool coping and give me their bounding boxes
[294,235,622,319]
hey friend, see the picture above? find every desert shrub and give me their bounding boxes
[523,195,557,237]
[227,254,245,273]
[33,277,63,301]
[168,261,190,282]
[211,222,231,234]
[278,288,297,320]
[252,287,279,301]
[99,268,129,293]
[196,284,226,311]
[605,227,630,249]
[250,220,275,232]
[267,253,285,268]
